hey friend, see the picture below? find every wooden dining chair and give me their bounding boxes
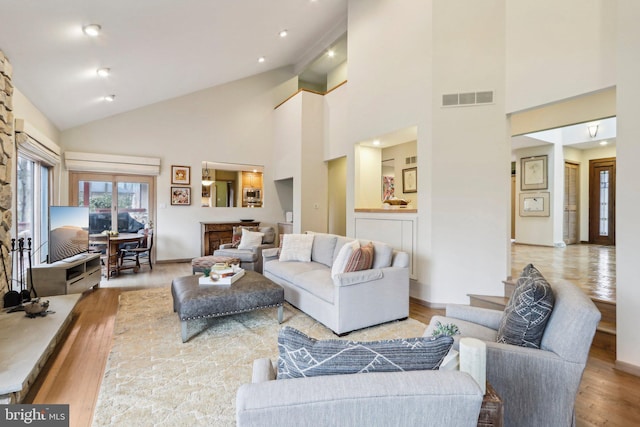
[119,229,154,272]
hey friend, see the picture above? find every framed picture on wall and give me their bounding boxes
[171,187,191,205]
[519,192,550,217]
[171,165,191,185]
[402,167,417,193]
[521,155,547,190]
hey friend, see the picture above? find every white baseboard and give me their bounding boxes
[615,360,640,377]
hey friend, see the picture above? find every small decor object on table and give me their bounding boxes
[171,165,191,185]
[171,187,191,205]
[430,321,460,337]
[199,267,245,286]
[24,298,50,318]
[383,198,410,207]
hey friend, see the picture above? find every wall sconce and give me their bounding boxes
[202,162,214,186]
[588,124,599,138]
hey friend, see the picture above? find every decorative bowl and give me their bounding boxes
[383,199,410,206]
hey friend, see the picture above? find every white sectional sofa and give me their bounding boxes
[262,232,410,335]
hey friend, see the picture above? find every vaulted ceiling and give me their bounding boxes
[0,0,348,130]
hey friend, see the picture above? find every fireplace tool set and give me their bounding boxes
[2,237,49,316]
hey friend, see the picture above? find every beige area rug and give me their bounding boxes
[92,287,427,426]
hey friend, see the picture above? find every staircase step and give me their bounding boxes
[593,321,616,355]
[503,279,516,299]
[592,297,616,327]
[468,294,509,311]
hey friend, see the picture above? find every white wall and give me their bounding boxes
[12,88,60,144]
[300,91,328,233]
[327,156,347,236]
[273,89,302,182]
[347,0,509,304]
[61,68,297,261]
[327,61,348,91]
[323,84,349,161]
[514,145,555,246]
[505,0,616,113]
[12,88,63,205]
[429,0,509,302]
[354,145,381,208]
[615,0,640,373]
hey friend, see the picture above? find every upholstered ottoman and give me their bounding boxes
[171,271,284,342]
[191,255,241,274]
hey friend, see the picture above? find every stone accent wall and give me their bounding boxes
[0,50,14,298]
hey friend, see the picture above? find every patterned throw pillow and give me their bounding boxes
[276,326,454,379]
[496,264,555,348]
[344,242,374,272]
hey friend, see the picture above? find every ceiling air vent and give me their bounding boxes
[442,90,494,107]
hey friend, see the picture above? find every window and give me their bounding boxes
[70,172,155,234]
[16,154,52,264]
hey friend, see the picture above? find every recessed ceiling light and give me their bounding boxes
[327,49,335,58]
[258,56,266,63]
[600,140,608,146]
[103,95,115,102]
[372,140,381,146]
[83,24,101,37]
[279,29,288,38]
[96,68,110,77]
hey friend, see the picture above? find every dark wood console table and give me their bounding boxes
[200,221,259,255]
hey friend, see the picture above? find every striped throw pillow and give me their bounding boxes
[344,242,374,272]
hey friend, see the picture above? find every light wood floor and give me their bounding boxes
[511,242,616,302]
[25,260,639,427]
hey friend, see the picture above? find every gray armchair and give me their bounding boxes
[425,279,601,427]
[213,226,275,273]
[237,358,484,427]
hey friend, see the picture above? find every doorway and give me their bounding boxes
[563,162,579,244]
[589,158,616,245]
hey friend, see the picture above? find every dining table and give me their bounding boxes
[90,232,144,279]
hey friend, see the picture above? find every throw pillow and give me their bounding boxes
[370,241,393,269]
[331,240,360,278]
[231,226,257,248]
[279,234,315,262]
[276,326,454,379]
[237,228,264,250]
[259,226,275,244]
[496,263,555,348]
[344,241,374,272]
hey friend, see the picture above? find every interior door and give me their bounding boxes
[563,162,579,245]
[589,158,616,245]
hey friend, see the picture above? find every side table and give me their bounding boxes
[478,382,503,427]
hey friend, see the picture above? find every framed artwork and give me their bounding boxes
[171,187,191,205]
[519,192,550,217]
[171,165,191,185]
[382,176,395,201]
[521,155,547,190]
[402,167,417,193]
